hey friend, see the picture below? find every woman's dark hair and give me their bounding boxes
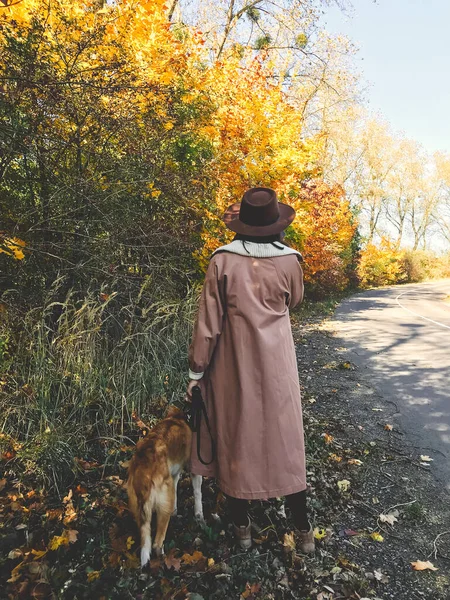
[233,232,289,245]
[232,231,292,255]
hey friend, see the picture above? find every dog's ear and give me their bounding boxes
[131,410,150,435]
[166,405,185,420]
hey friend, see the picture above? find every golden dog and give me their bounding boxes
[127,406,204,566]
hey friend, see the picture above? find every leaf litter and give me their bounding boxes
[1,313,449,599]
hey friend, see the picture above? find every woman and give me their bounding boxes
[186,187,314,553]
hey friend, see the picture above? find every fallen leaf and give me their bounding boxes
[282,531,296,553]
[343,529,359,536]
[181,550,204,565]
[126,536,134,550]
[313,527,327,540]
[66,529,78,543]
[370,531,384,542]
[337,479,350,493]
[329,453,342,462]
[379,511,398,526]
[87,570,101,582]
[124,551,140,569]
[49,535,67,551]
[420,455,433,462]
[374,569,389,583]
[348,459,363,466]
[322,433,334,444]
[164,548,181,571]
[411,560,438,571]
[48,529,78,551]
[384,424,393,431]
[63,489,73,504]
[330,566,342,574]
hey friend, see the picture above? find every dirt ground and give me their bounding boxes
[1,309,449,599]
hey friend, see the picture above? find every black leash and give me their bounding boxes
[188,385,216,466]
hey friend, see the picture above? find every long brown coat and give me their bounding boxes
[188,246,306,500]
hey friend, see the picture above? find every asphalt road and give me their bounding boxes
[332,279,450,490]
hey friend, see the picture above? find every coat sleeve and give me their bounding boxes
[288,258,304,309]
[188,257,225,379]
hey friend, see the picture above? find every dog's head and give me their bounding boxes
[166,405,186,420]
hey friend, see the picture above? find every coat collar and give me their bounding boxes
[212,240,302,259]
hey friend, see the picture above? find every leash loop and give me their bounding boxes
[188,385,216,466]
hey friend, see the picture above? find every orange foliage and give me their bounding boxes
[291,180,356,295]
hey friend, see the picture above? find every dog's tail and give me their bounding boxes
[127,474,155,567]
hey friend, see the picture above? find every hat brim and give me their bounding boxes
[223,202,295,236]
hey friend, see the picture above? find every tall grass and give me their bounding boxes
[0,284,199,492]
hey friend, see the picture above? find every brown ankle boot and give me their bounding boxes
[233,518,252,550]
[296,526,315,554]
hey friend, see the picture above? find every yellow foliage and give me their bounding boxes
[358,238,406,288]
[0,237,26,260]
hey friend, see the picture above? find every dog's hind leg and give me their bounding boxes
[140,498,153,567]
[172,471,181,516]
[153,481,175,556]
[191,473,205,525]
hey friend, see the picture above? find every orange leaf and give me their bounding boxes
[181,550,204,565]
[411,560,438,571]
[164,548,181,571]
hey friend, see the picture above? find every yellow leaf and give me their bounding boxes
[313,527,327,540]
[207,557,215,568]
[348,459,363,466]
[48,535,68,551]
[337,479,350,493]
[322,433,334,444]
[282,531,296,552]
[87,570,101,581]
[151,190,161,197]
[370,531,384,542]
[159,71,174,85]
[164,122,174,130]
[126,536,134,550]
[411,560,438,571]
[0,237,26,260]
[384,424,393,431]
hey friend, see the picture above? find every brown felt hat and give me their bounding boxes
[223,187,295,236]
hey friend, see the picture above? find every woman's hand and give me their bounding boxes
[186,379,199,399]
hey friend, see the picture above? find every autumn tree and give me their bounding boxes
[1,0,224,319]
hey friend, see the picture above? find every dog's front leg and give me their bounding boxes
[191,473,205,526]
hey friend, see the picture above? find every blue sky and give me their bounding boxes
[323,0,450,155]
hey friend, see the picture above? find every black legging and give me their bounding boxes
[228,489,310,531]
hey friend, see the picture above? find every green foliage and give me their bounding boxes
[0,286,199,489]
[245,6,261,22]
[295,33,308,48]
[254,34,272,50]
